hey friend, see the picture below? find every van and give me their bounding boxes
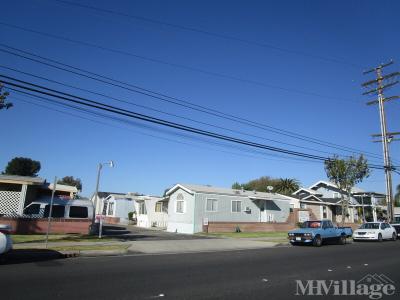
[23,197,94,219]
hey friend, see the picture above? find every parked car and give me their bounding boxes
[353,222,396,242]
[288,220,353,247]
[0,224,13,255]
[391,224,400,238]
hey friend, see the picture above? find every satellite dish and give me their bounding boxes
[267,186,274,192]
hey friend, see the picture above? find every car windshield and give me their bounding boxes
[359,223,380,229]
[302,221,322,228]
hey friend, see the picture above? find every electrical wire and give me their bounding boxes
[1,76,388,170]
[0,44,388,162]
[52,0,364,68]
[0,22,358,103]
[1,66,385,163]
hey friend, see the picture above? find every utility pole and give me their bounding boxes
[362,61,399,222]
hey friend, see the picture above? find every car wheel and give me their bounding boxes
[290,242,298,246]
[378,233,383,242]
[313,235,322,247]
[392,233,396,241]
[339,235,346,245]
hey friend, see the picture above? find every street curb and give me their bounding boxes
[69,249,128,257]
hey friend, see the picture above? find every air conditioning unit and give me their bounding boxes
[244,207,251,213]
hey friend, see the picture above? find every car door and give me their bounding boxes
[322,221,335,239]
[379,223,386,238]
[385,224,394,238]
[381,223,390,239]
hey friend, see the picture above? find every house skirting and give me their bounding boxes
[104,216,121,225]
[0,217,91,234]
[205,222,296,233]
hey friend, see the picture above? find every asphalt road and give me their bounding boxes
[1,240,399,300]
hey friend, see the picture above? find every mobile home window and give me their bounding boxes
[44,205,65,218]
[231,200,242,213]
[69,206,88,218]
[108,202,114,215]
[206,199,218,212]
[176,200,185,213]
[139,202,147,215]
[155,202,163,212]
[24,204,40,215]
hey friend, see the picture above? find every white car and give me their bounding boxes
[353,222,397,242]
[0,224,13,254]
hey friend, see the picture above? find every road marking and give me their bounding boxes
[364,263,368,266]
[328,269,333,272]
[262,278,268,282]
[151,294,165,298]
[347,266,351,269]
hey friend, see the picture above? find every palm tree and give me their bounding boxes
[274,178,300,196]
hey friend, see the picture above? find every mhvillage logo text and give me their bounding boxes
[295,274,395,299]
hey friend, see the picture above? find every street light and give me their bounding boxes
[93,160,114,238]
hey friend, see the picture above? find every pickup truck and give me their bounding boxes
[288,220,353,247]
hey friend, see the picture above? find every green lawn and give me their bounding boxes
[204,231,288,239]
[12,234,118,244]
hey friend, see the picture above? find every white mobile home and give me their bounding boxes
[131,194,168,228]
[102,194,134,225]
[165,184,295,234]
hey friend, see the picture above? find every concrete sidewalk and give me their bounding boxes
[11,237,284,258]
[127,238,280,254]
[13,240,128,249]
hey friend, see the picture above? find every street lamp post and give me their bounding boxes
[93,161,114,239]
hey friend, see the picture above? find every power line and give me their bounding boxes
[52,0,363,69]
[1,66,385,163]
[0,44,387,162]
[0,22,358,103]
[1,75,387,170]
[12,93,323,165]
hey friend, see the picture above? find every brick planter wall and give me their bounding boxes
[0,217,91,234]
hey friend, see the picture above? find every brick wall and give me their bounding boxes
[0,217,91,234]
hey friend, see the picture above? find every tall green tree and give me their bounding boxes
[231,182,242,190]
[0,83,12,110]
[3,157,41,177]
[324,155,370,225]
[57,176,82,192]
[231,176,300,194]
[274,178,300,196]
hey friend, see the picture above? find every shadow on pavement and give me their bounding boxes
[99,224,215,241]
[0,249,65,265]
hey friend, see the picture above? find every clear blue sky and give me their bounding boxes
[1,0,399,196]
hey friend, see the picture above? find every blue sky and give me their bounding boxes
[1,0,399,196]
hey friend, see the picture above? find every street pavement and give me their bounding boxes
[0,240,399,300]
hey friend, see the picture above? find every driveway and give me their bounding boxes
[102,224,214,241]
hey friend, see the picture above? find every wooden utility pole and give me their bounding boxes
[362,61,399,222]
